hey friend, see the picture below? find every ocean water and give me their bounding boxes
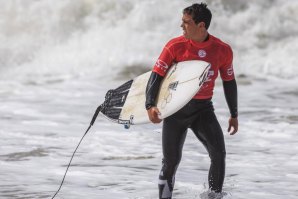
[0,0,298,198]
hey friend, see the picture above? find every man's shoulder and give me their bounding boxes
[165,35,188,48]
[210,35,232,50]
[210,35,233,62]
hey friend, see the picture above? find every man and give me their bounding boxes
[145,3,238,199]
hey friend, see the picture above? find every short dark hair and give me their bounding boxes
[183,3,212,29]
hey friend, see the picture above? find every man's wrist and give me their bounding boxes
[231,113,238,118]
[145,104,155,110]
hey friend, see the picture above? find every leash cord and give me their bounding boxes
[51,105,102,199]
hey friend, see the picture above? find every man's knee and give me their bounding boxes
[209,149,226,163]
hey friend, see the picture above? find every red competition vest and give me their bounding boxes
[152,34,235,99]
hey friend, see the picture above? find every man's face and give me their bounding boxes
[181,13,201,40]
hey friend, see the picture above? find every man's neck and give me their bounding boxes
[192,31,209,43]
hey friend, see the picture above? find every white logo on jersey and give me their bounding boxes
[155,59,168,73]
[227,65,234,76]
[198,49,207,58]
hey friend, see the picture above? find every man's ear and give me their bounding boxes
[197,21,206,28]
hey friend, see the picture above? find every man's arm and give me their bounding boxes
[223,79,238,135]
[145,72,163,123]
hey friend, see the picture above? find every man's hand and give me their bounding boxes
[228,117,238,135]
[147,107,162,123]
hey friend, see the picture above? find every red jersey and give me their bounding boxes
[152,35,235,99]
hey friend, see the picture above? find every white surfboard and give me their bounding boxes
[99,60,210,126]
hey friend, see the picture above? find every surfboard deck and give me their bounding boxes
[99,60,210,127]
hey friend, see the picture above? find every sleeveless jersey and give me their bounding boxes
[152,35,235,99]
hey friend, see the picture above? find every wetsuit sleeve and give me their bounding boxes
[145,72,163,110]
[146,41,175,109]
[223,79,238,118]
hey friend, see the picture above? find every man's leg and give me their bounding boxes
[159,116,187,199]
[190,110,226,192]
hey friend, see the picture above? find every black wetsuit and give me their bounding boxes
[146,72,237,199]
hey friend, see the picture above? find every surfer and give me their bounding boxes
[145,3,238,198]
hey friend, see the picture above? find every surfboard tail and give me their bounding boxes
[99,79,134,123]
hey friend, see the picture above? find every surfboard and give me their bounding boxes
[99,60,210,127]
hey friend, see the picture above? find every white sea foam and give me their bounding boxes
[1,0,298,80]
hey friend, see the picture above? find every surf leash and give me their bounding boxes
[51,105,102,199]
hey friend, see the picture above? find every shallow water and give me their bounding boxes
[1,75,298,199]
